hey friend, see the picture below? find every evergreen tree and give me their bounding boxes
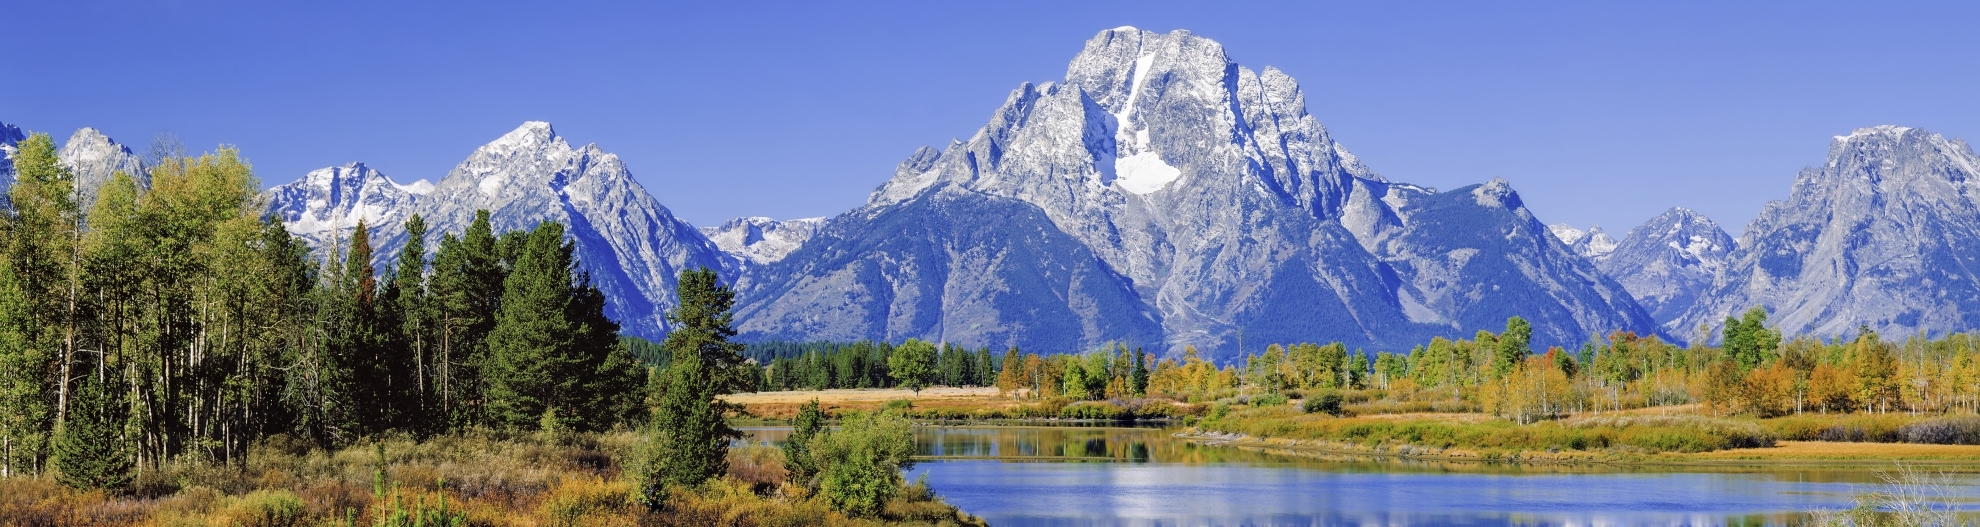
[381,214,433,432]
[486,222,583,430]
[1130,347,1150,396]
[429,210,505,429]
[52,372,131,491]
[337,220,387,438]
[888,339,937,395]
[1492,316,1532,379]
[638,267,746,508]
[783,398,825,488]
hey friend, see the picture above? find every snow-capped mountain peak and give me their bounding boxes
[701,216,826,265]
[57,127,149,209]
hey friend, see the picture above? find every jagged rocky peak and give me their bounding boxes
[1598,207,1735,325]
[0,121,23,205]
[58,127,149,209]
[266,162,428,248]
[744,28,1661,356]
[1679,125,1980,340]
[701,216,825,265]
[1547,222,1618,260]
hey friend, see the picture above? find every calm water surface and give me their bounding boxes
[741,425,1980,526]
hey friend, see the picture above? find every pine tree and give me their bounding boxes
[485,222,582,430]
[429,210,505,429]
[1493,316,1532,379]
[783,398,825,488]
[383,214,433,432]
[638,267,746,508]
[52,372,131,491]
[1130,347,1150,396]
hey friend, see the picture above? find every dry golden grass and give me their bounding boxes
[1679,440,1980,462]
[726,387,1014,419]
[0,433,984,527]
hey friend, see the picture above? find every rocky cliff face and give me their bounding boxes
[1598,207,1736,326]
[734,28,1659,358]
[0,122,21,209]
[1678,126,1980,341]
[701,216,825,266]
[57,128,148,210]
[266,122,732,339]
[1548,224,1619,261]
[265,162,430,256]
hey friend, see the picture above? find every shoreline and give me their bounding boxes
[1171,429,1980,469]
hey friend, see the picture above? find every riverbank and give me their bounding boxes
[0,431,984,526]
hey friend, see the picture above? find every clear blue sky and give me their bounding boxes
[7,1,1978,237]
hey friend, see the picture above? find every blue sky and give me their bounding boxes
[6,1,1978,237]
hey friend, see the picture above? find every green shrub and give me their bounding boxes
[220,489,306,527]
[1303,390,1344,416]
[810,411,917,517]
[1059,402,1126,420]
[1252,393,1289,408]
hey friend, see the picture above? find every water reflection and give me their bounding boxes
[740,426,1980,526]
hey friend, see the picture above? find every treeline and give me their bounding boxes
[747,340,999,391]
[1122,310,1980,424]
[0,133,643,482]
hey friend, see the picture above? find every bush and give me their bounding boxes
[1900,416,1980,445]
[809,411,917,516]
[1252,393,1290,408]
[1303,390,1344,416]
[1060,402,1126,420]
[219,489,307,527]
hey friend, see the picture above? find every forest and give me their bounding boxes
[0,133,972,526]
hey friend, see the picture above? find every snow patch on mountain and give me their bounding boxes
[58,128,149,210]
[701,216,826,265]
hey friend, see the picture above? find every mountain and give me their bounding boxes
[701,216,825,265]
[265,122,731,339]
[733,28,1658,358]
[1677,126,1980,341]
[1596,207,1736,326]
[57,128,148,210]
[1547,224,1618,260]
[0,122,21,209]
[265,162,430,254]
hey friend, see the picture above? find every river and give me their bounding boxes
[742,425,1980,526]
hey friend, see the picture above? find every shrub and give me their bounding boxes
[1303,390,1344,416]
[1060,402,1127,420]
[219,489,307,527]
[538,477,629,527]
[1900,416,1980,445]
[809,411,917,516]
[1252,393,1289,408]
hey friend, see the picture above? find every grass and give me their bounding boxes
[1196,405,1775,456]
[726,388,1203,423]
[0,430,983,527]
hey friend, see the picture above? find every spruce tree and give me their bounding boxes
[638,267,746,507]
[429,210,505,429]
[1492,316,1532,379]
[486,222,581,430]
[384,214,433,432]
[784,398,825,488]
[1130,347,1150,396]
[52,373,131,491]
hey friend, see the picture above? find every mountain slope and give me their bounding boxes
[265,162,429,255]
[1599,207,1736,325]
[57,128,148,210]
[266,122,731,338]
[736,28,1658,358]
[701,216,825,266]
[0,122,21,209]
[1678,126,1980,340]
[1548,224,1618,261]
